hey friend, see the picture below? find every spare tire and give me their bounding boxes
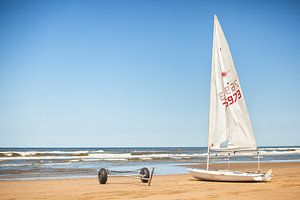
[98,168,108,184]
[140,167,150,183]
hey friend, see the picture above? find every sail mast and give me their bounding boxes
[206,148,210,170]
[206,15,217,170]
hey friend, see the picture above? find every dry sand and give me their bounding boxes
[0,162,299,200]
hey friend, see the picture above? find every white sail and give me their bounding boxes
[208,15,256,151]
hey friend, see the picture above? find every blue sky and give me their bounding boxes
[0,0,299,147]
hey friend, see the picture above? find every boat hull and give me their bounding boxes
[188,168,272,182]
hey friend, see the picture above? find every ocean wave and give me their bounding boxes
[131,150,178,155]
[0,147,299,161]
[0,150,105,159]
[0,167,94,175]
[259,147,300,151]
[0,163,33,167]
[37,162,70,166]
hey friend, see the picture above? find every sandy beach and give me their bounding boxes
[0,162,299,200]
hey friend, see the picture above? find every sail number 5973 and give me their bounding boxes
[219,90,242,109]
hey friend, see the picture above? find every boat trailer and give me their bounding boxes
[98,167,155,186]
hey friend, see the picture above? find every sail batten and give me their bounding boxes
[208,15,256,151]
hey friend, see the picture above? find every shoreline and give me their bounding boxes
[1,161,300,181]
[0,162,299,199]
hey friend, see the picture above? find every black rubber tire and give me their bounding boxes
[140,167,150,183]
[98,168,108,184]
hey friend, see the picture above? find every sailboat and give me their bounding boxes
[188,15,272,182]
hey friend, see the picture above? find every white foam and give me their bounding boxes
[0,147,299,161]
[0,163,32,167]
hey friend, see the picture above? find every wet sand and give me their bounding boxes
[0,162,299,200]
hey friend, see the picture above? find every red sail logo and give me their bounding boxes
[221,71,227,77]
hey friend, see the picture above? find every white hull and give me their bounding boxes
[189,168,272,182]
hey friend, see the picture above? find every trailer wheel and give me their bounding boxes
[140,167,150,183]
[98,168,108,184]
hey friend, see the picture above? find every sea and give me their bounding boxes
[0,146,300,180]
